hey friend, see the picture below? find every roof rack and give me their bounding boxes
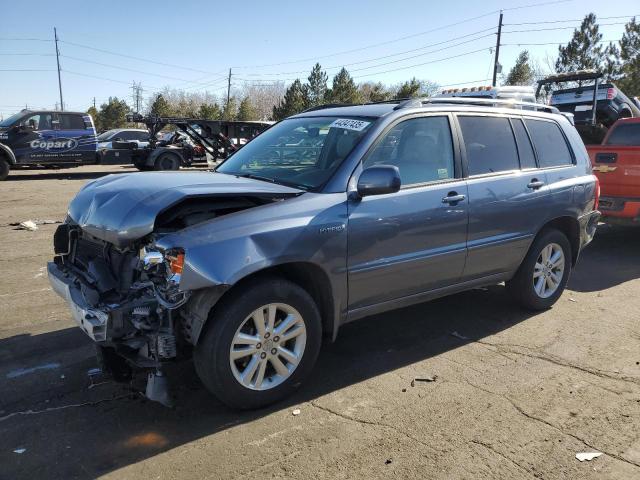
[394,97,559,113]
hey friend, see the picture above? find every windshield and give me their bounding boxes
[0,112,26,128]
[97,129,118,141]
[216,116,375,190]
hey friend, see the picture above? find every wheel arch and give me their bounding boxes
[537,216,580,265]
[186,261,336,346]
[0,143,16,165]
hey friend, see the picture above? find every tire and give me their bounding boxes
[507,228,572,310]
[0,158,9,181]
[194,276,322,409]
[154,153,180,171]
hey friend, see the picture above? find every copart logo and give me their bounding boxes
[30,138,78,152]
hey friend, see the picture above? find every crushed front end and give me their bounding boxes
[48,222,189,405]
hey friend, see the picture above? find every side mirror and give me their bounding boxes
[357,165,401,197]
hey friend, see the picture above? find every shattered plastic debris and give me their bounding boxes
[13,448,26,454]
[17,220,38,231]
[415,375,438,383]
[292,408,301,416]
[569,298,577,302]
[451,331,469,340]
[576,452,602,462]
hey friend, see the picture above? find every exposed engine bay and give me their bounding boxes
[48,192,291,405]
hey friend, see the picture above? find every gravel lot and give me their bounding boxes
[0,164,639,480]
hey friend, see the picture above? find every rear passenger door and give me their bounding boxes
[457,114,551,280]
[55,113,97,163]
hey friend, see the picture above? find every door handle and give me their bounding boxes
[442,193,466,204]
[527,179,545,190]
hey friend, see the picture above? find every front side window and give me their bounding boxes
[605,123,640,146]
[217,116,374,190]
[20,113,53,131]
[458,116,519,175]
[364,116,455,185]
[525,119,572,167]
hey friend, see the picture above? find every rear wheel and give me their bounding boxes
[507,229,572,310]
[154,153,180,171]
[194,277,322,409]
[0,158,9,181]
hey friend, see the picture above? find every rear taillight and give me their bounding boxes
[607,88,616,100]
[594,177,600,211]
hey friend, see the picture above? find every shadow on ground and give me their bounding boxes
[1,223,638,479]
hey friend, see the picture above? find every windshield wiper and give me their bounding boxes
[234,173,309,191]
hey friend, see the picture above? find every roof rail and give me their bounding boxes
[300,103,356,113]
[394,96,559,114]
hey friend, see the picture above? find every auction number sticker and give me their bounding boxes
[329,118,371,131]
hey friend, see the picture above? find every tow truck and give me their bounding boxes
[124,114,273,170]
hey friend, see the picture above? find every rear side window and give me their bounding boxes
[605,123,640,146]
[59,114,85,130]
[458,116,519,175]
[511,119,537,169]
[525,119,572,167]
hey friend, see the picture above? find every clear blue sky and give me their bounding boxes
[0,0,638,118]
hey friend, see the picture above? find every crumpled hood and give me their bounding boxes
[68,171,302,247]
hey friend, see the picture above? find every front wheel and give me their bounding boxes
[194,277,322,409]
[507,229,572,310]
[0,158,9,181]
[154,153,180,170]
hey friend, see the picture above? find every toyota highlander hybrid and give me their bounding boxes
[48,98,600,409]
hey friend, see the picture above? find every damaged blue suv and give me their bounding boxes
[48,98,600,408]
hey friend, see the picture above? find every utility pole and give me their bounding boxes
[131,82,143,113]
[226,68,232,107]
[492,12,503,87]
[54,27,64,111]
[93,97,96,109]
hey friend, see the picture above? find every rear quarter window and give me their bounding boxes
[59,114,85,130]
[458,116,519,175]
[605,123,640,146]
[525,119,573,167]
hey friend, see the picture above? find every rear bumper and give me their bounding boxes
[579,210,601,251]
[47,261,110,342]
[599,196,640,225]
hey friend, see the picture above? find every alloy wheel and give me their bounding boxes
[533,242,565,298]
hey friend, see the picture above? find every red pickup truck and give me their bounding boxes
[587,117,640,225]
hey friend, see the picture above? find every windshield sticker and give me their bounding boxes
[329,119,371,131]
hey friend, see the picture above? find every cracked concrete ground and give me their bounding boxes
[0,165,639,480]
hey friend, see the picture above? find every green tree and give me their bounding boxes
[618,17,640,96]
[395,78,423,99]
[272,79,310,120]
[326,68,361,104]
[222,96,238,121]
[359,82,390,102]
[504,50,535,86]
[149,94,172,117]
[97,97,129,130]
[87,106,101,132]
[198,103,222,120]
[307,63,328,106]
[237,97,257,120]
[555,13,604,76]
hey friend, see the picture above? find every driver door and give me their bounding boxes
[13,113,56,164]
[347,115,469,312]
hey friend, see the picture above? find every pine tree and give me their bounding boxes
[237,97,257,120]
[359,82,390,102]
[98,97,130,130]
[222,96,238,121]
[198,103,221,120]
[307,63,328,106]
[150,94,171,117]
[272,79,310,120]
[504,50,535,86]
[87,106,101,132]
[394,78,423,99]
[326,68,361,104]
[555,13,604,75]
[618,17,640,96]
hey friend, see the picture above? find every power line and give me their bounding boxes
[240,28,497,77]
[0,69,55,72]
[503,21,628,34]
[59,39,226,75]
[501,39,618,46]
[504,14,639,26]
[0,53,54,56]
[0,37,51,42]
